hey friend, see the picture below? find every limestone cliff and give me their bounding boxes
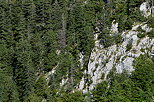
[78,2,154,92]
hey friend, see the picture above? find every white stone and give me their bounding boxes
[140,2,151,18]
[79,52,84,68]
[79,77,85,90]
[78,2,154,91]
[141,24,152,32]
[60,78,68,87]
[56,50,61,55]
[79,22,154,91]
[111,20,118,33]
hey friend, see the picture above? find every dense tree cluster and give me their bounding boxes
[0,0,153,101]
[0,0,100,101]
[92,55,154,101]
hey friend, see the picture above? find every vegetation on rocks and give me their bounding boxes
[0,0,153,101]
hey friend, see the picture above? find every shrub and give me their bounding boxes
[99,30,123,48]
[147,16,154,28]
[140,48,144,52]
[99,33,114,48]
[126,40,133,51]
[113,34,123,44]
[137,33,145,38]
[147,29,154,38]
[137,26,145,32]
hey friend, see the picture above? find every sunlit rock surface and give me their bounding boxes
[79,22,154,92]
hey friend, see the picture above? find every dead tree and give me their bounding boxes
[58,13,66,49]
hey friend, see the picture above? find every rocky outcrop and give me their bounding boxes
[140,2,152,18]
[78,21,153,92]
[45,2,153,93]
[77,2,154,92]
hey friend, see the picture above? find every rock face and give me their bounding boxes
[79,22,154,92]
[111,20,118,33]
[140,2,152,18]
[77,2,154,92]
[45,2,153,93]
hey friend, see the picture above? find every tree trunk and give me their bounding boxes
[58,13,66,48]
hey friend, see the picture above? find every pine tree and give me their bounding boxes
[0,44,20,101]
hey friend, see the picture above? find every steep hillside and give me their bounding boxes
[79,19,154,92]
[0,0,153,101]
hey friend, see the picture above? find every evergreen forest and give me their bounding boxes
[0,0,154,101]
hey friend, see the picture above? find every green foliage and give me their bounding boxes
[132,55,154,91]
[137,33,145,38]
[118,16,133,32]
[126,40,133,51]
[137,26,145,32]
[34,75,49,100]
[23,93,42,102]
[147,29,154,38]
[92,71,134,102]
[92,81,109,101]
[100,34,114,48]
[98,31,122,48]
[54,91,85,102]
[92,54,154,101]
[113,33,123,44]
[136,26,146,40]
[147,16,154,28]
[100,0,146,32]
[0,0,153,101]
[0,70,20,102]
